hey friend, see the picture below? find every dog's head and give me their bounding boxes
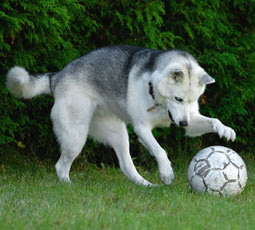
[154,53,215,127]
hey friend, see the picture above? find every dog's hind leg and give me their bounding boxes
[51,94,95,182]
[89,113,154,186]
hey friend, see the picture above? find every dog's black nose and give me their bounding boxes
[179,120,188,127]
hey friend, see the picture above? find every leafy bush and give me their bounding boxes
[0,0,254,165]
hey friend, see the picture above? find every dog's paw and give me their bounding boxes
[160,174,174,185]
[159,160,174,185]
[212,119,236,142]
[55,163,72,183]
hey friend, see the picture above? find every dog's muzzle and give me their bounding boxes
[168,111,175,123]
[168,111,188,127]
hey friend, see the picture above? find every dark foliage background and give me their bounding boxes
[1,0,254,168]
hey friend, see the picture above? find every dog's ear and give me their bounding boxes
[170,69,184,83]
[157,69,184,96]
[199,74,215,85]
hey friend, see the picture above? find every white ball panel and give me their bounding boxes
[222,182,241,196]
[204,170,226,191]
[190,176,206,193]
[228,151,246,167]
[187,160,197,181]
[223,163,239,180]
[207,152,229,170]
[239,166,248,188]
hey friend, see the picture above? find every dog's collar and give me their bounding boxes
[148,82,155,99]
[147,81,159,112]
[147,82,174,123]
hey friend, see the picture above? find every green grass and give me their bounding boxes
[1,152,255,230]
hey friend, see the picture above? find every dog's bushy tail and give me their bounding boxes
[6,66,55,99]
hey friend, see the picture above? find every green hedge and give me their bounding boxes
[1,0,255,164]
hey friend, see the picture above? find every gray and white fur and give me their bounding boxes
[6,45,236,186]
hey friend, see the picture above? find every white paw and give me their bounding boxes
[159,159,174,185]
[212,119,236,142]
[55,164,71,183]
[59,177,71,183]
[139,179,157,187]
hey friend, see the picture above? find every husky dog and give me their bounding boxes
[6,45,236,186]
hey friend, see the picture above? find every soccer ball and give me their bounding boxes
[188,146,247,196]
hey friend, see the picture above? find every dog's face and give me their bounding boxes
[156,59,215,127]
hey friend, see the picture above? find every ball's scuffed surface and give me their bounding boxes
[188,146,247,196]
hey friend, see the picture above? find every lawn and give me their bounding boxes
[0,151,255,230]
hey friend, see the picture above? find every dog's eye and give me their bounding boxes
[175,97,183,102]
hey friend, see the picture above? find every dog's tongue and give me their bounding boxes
[168,111,175,123]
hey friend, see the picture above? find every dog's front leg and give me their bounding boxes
[134,125,174,185]
[185,114,236,141]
